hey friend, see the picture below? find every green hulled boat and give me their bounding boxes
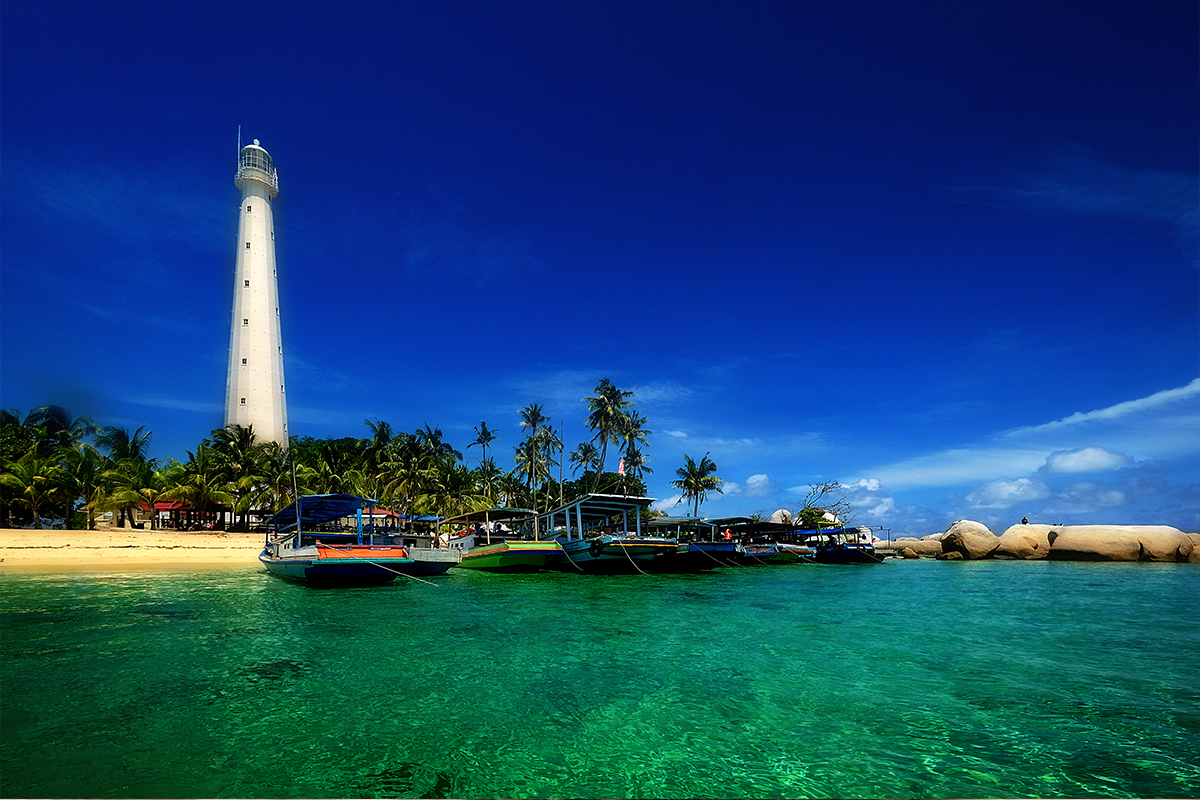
[455,538,563,572]
[443,507,564,573]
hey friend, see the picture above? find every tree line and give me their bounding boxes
[1,379,730,530]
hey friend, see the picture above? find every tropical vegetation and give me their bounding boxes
[0,379,658,531]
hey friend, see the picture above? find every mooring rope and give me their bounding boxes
[695,542,745,568]
[559,541,586,572]
[619,537,648,575]
[314,543,440,586]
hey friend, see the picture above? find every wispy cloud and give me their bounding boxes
[1002,378,1200,437]
[125,395,222,414]
[5,149,227,253]
[962,154,1197,223]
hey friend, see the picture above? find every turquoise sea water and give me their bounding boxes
[2,561,1198,799]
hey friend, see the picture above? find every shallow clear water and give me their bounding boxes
[2,561,1197,799]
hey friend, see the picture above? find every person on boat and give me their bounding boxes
[723,529,733,540]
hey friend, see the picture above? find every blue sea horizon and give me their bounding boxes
[2,561,1197,799]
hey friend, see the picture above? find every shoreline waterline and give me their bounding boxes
[0,527,265,570]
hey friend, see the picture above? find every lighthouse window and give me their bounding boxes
[245,242,251,249]
[244,280,250,287]
[241,358,247,365]
[240,398,246,405]
[243,318,248,326]
[246,205,252,212]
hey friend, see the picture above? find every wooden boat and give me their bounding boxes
[813,529,884,564]
[539,493,677,574]
[260,493,417,585]
[737,542,802,565]
[643,516,728,571]
[441,507,563,573]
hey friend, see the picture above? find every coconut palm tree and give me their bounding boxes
[107,460,179,530]
[94,426,153,465]
[671,452,723,518]
[568,441,600,477]
[66,445,109,529]
[207,424,271,530]
[469,421,499,465]
[363,419,396,472]
[0,454,68,529]
[25,406,99,457]
[621,445,653,495]
[475,456,504,503]
[164,445,234,529]
[583,379,633,490]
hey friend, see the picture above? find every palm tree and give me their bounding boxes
[363,419,396,471]
[621,445,653,495]
[568,441,600,477]
[207,424,268,531]
[65,445,108,529]
[94,426,153,464]
[474,456,504,504]
[26,406,99,457]
[163,445,234,530]
[469,421,499,465]
[671,452,723,517]
[518,404,548,438]
[107,460,179,530]
[415,423,462,465]
[583,379,633,490]
[0,454,68,529]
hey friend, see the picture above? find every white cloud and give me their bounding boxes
[653,494,685,512]
[965,477,1051,509]
[1043,482,1127,514]
[866,447,1050,489]
[1003,378,1200,437]
[663,430,688,438]
[743,474,777,497]
[1042,447,1131,474]
[626,381,695,406]
[126,395,221,414]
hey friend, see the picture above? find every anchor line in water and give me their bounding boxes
[616,539,649,575]
[697,543,743,568]
[559,542,586,572]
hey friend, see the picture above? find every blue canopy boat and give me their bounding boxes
[261,493,418,585]
[813,527,885,563]
[539,494,679,574]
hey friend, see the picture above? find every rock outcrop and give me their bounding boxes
[885,521,1195,562]
[940,520,999,560]
[1041,525,1194,562]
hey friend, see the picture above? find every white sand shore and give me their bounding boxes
[0,527,265,571]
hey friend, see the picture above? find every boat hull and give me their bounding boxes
[737,544,801,565]
[454,540,563,573]
[550,536,679,574]
[686,541,740,566]
[815,544,884,564]
[259,544,415,586]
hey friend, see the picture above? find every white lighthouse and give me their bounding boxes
[224,139,289,447]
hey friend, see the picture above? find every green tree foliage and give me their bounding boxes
[583,379,634,491]
[671,453,724,517]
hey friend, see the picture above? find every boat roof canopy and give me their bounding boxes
[440,506,536,526]
[270,493,380,531]
[538,493,656,524]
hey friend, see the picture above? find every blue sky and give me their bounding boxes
[3,0,1197,535]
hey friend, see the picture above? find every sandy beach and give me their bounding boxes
[0,527,265,571]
